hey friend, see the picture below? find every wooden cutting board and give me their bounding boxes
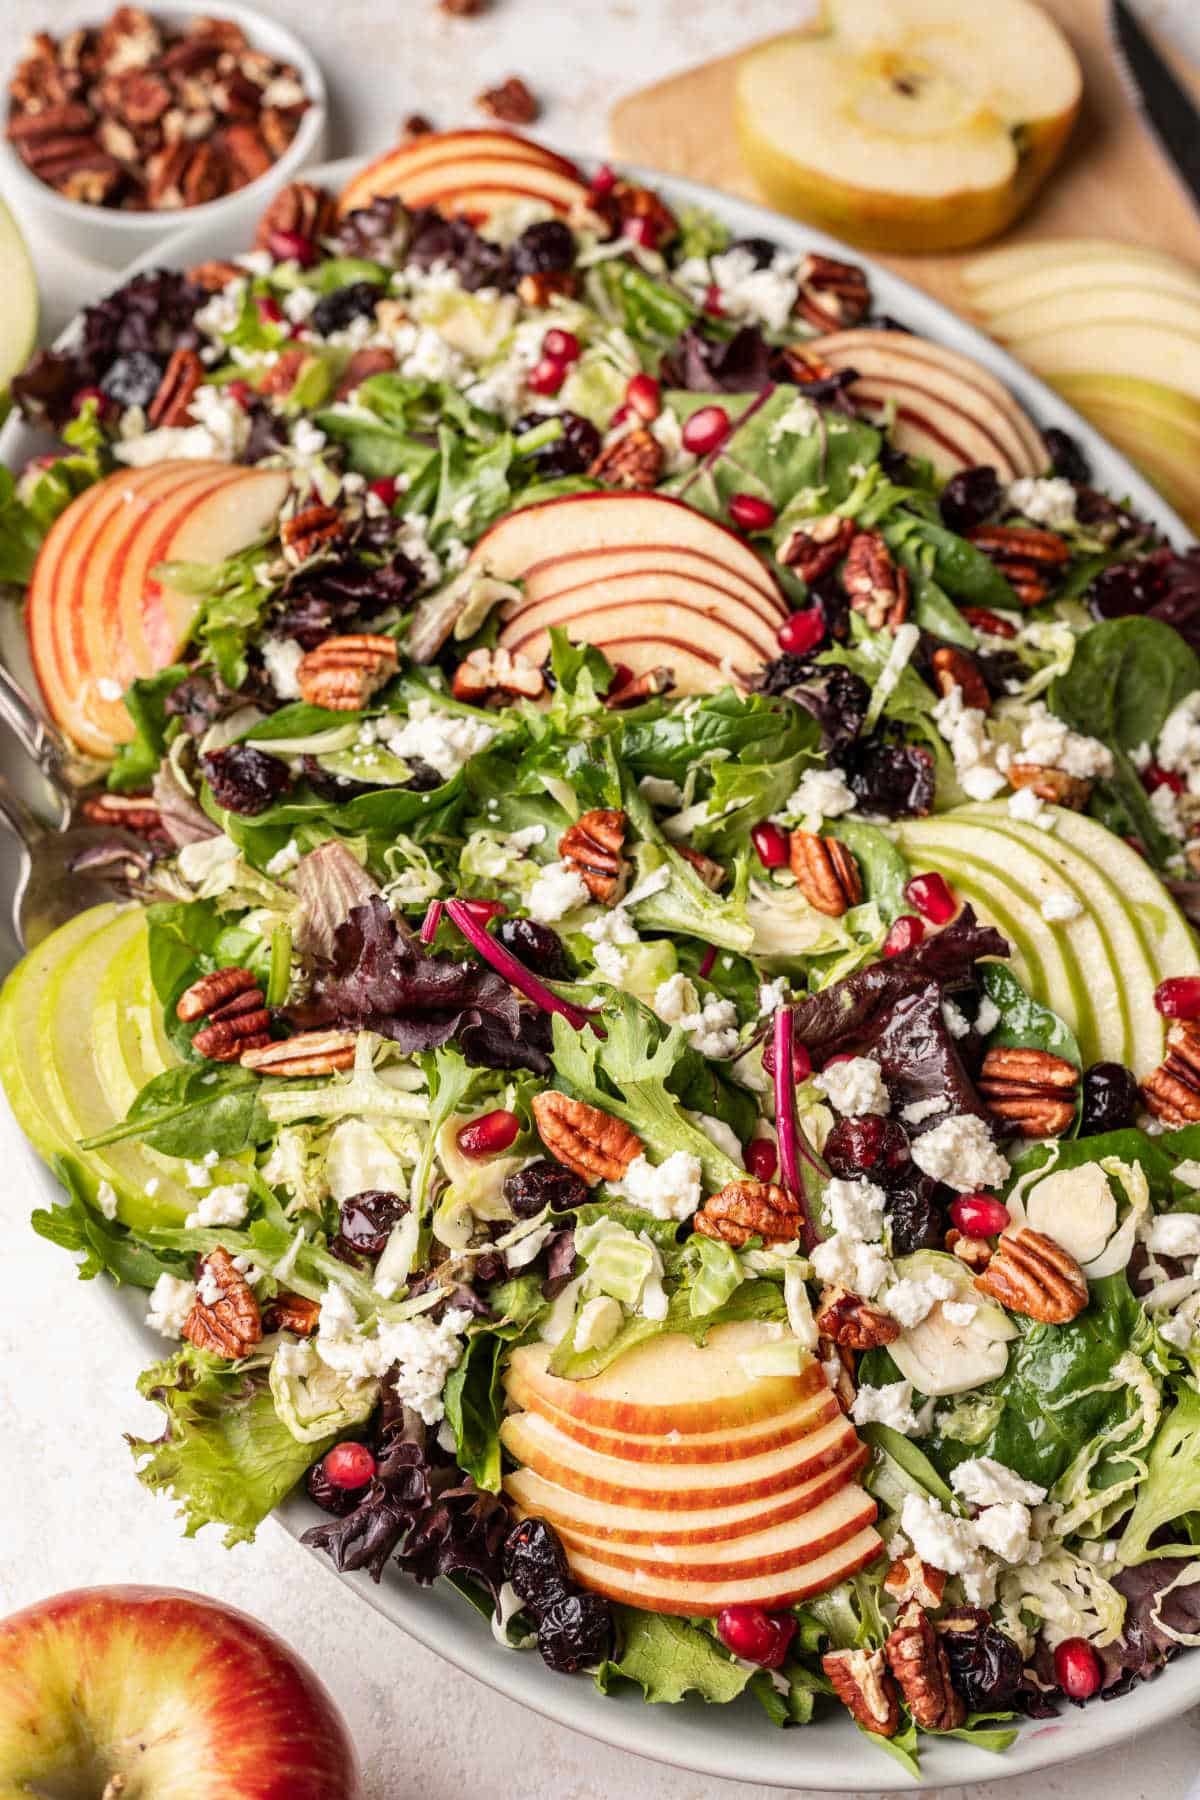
[609,0,1200,314]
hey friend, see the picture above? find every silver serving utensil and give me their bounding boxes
[0,774,153,950]
[1110,0,1200,218]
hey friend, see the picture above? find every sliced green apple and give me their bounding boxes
[0,194,37,422]
[999,320,1200,402]
[1051,375,1200,529]
[963,239,1200,310]
[981,285,1200,343]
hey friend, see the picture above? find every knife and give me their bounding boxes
[1109,0,1200,216]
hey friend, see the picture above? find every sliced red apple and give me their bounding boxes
[564,1526,883,1615]
[335,129,590,223]
[807,328,1048,479]
[512,568,787,644]
[524,542,783,616]
[26,463,289,759]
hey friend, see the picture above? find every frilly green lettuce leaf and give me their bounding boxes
[594,1609,751,1705]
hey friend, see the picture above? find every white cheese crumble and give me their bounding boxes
[932,686,1007,802]
[757,976,789,1018]
[146,1274,197,1339]
[616,1151,703,1222]
[1006,477,1078,532]
[823,1176,886,1243]
[950,1456,1047,1508]
[1017,704,1113,781]
[786,765,857,826]
[652,974,740,1058]
[527,859,591,924]
[184,1183,250,1229]
[943,1299,978,1326]
[901,1095,947,1126]
[1150,782,1184,841]
[900,1494,991,1600]
[96,1180,118,1220]
[197,1265,224,1307]
[379,697,495,781]
[910,1115,1010,1193]
[1007,786,1052,829]
[814,1055,890,1117]
[260,636,305,701]
[884,1271,956,1329]
[852,1379,922,1434]
[1156,693,1200,793]
[810,1232,889,1299]
[1040,891,1083,923]
[1146,1213,1200,1260]
[1174,1160,1200,1189]
[315,1286,471,1424]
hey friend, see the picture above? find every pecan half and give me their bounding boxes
[795,254,870,332]
[931,645,991,713]
[815,1284,900,1349]
[967,524,1071,607]
[885,1602,965,1732]
[177,965,270,1062]
[80,790,164,839]
[258,345,309,399]
[789,830,862,918]
[588,427,663,491]
[1006,762,1092,811]
[452,646,546,705]
[945,1228,993,1272]
[241,1030,358,1076]
[822,1647,900,1738]
[333,346,396,401]
[147,346,204,427]
[223,120,271,184]
[177,965,259,1022]
[517,271,579,308]
[476,76,538,124]
[281,501,345,565]
[842,530,910,632]
[695,1180,801,1249]
[604,666,674,709]
[884,1553,947,1610]
[262,1291,320,1335]
[960,605,1017,641]
[974,1225,1088,1323]
[183,1246,262,1359]
[254,178,335,249]
[779,514,855,584]
[298,633,398,711]
[532,1091,642,1185]
[1142,1021,1200,1124]
[559,809,628,904]
[678,845,726,892]
[979,1045,1078,1138]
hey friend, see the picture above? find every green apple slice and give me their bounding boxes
[0,194,37,422]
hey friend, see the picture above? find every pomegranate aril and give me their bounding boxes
[543,327,580,365]
[458,1109,521,1158]
[462,898,507,924]
[1054,1637,1102,1700]
[716,1604,797,1669]
[226,380,254,411]
[751,821,789,869]
[703,284,724,316]
[905,871,957,925]
[268,228,317,267]
[590,164,616,196]
[728,493,776,532]
[1144,763,1184,794]
[625,374,661,421]
[950,1193,1011,1237]
[626,216,660,249]
[257,295,284,325]
[745,1138,778,1182]
[369,476,397,508]
[883,915,925,957]
[529,357,566,397]
[680,405,730,455]
[323,1442,376,1490]
[71,384,109,418]
[762,1037,812,1083]
[1155,976,1200,1019]
[777,609,824,656]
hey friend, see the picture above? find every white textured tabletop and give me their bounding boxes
[2,1,1200,1794]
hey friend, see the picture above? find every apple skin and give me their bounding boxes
[0,1586,361,1799]
[336,129,589,221]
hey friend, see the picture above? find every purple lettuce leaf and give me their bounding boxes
[292,842,382,960]
[661,325,774,393]
[871,983,994,1132]
[1099,1558,1200,1696]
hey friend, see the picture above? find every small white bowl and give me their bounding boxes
[0,0,327,267]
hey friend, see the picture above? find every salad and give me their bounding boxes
[5,127,1200,1775]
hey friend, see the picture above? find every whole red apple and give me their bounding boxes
[0,1585,361,1798]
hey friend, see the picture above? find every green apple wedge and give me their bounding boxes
[1049,373,1200,530]
[0,193,37,422]
[895,803,1199,1076]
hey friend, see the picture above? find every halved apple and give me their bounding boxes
[335,128,591,224]
[26,462,289,758]
[807,329,1048,479]
[734,0,1080,254]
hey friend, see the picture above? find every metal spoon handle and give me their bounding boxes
[0,664,79,812]
[0,772,45,852]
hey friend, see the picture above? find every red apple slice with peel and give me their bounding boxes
[514,566,788,641]
[502,600,776,685]
[564,1526,883,1615]
[505,1441,870,1545]
[502,587,780,665]
[523,542,783,616]
[335,128,582,216]
[0,1586,360,1797]
[394,160,592,219]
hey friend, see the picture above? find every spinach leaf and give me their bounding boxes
[442,1274,545,1492]
[884,514,1016,613]
[979,963,1081,1068]
[1050,616,1200,754]
[108,665,188,793]
[81,1063,272,1159]
[665,387,881,524]
[829,819,910,922]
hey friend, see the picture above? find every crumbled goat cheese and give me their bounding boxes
[185,1183,250,1229]
[811,1232,890,1299]
[260,635,305,701]
[315,1287,471,1423]
[852,1380,922,1434]
[900,1494,991,1599]
[943,1299,978,1326]
[692,1112,745,1163]
[814,1055,890,1117]
[884,1272,956,1329]
[1150,781,1184,840]
[1018,704,1113,781]
[527,859,591,923]
[972,1500,1035,1565]
[1006,477,1078,532]
[757,977,789,1018]
[1146,1213,1200,1259]
[951,1456,1047,1508]
[617,1151,703,1222]
[115,379,252,465]
[652,974,740,1058]
[1156,693,1200,793]
[583,906,639,951]
[380,698,495,781]
[704,246,800,333]
[933,687,1007,802]
[823,1176,886,1243]
[901,1095,948,1126]
[975,996,1000,1036]
[1007,786,1053,829]
[591,942,628,982]
[96,1180,118,1220]
[911,1115,1010,1193]
[197,1265,224,1307]
[1041,891,1083,923]
[941,999,971,1040]
[265,838,302,878]
[146,1274,197,1338]
[787,765,857,824]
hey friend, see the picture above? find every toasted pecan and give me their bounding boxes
[815,1284,900,1350]
[183,1246,262,1359]
[823,1647,900,1738]
[532,1091,643,1185]
[788,831,862,918]
[451,646,545,705]
[587,427,663,491]
[842,531,909,632]
[559,809,628,904]
[979,1045,1079,1139]
[931,645,991,713]
[885,1602,965,1732]
[884,1553,947,1610]
[241,1030,357,1076]
[694,1180,800,1249]
[297,633,398,711]
[1006,763,1092,811]
[974,1225,1087,1323]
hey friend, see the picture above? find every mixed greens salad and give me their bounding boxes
[6,135,1200,1774]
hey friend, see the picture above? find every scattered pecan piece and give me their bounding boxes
[587,427,663,491]
[820,1338,856,1414]
[979,1045,1079,1138]
[822,1647,900,1739]
[222,120,271,183]
[281,501,345,564]
[815,1284,900,1349]
[885,1553,947,1610]
[779,514,855,584]
[967,524,1070,607]
[1006,763,1092,811]
[677,845,726,891]
[476,76,538,124]
[187,256,244,290]
[604,666,674,709]
[885,1601,965,1732]
[794,253,870,332]
[263,1291,321,1335]
[842,530,910,632]
[147,346,204,427]
[931,645,991,713]
[1142,1021,1200,1124]
[532,1091,642,1185]
[788,830,862,918]
[183,1246,262,1359]
[333,347,397,401]
[254,178,335,249]
[452,646,546,705]
[960,605,1017,641]
[695,1180,801,1249]
[241,1030,358,1077]
[974,1225,1088,1323]
[559,809,628,904]
[177,965,270,1061]
[297,633,399,711]
[80,790,164,839]
[517,270,579,308]
[257,345,309,399]
[945,1228,993,1272]
[177,965,259,1022]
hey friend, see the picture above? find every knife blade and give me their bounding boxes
[1109,0,1200,216]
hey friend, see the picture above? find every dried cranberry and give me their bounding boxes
[310,281,385,337]
[504,1517,571,1613]
[402,755,445,792]
[337,1189,408,1258]
[515,409,601,479]
[1079,1061,1139,1137]
[202,744,291,815]
[1044,427,1091,487]
[306,1459,361,1516]
[510,219,577,276]
[885,1172,944,1254]
[494,916,569,979]
[939,466,1002,534]
[100,350,165,410]
[825,1114,911,1185]
[834,739,935,818]
[750,654,816,697]
[537,1591,612,1672]
[751,820,789,869]
[942,1618,1024,1710]
[504,1158,588,1217]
